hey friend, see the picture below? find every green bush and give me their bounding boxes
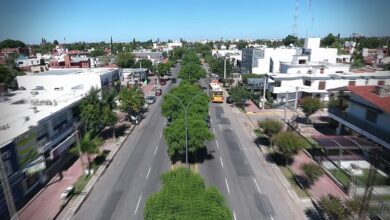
[301,163,324,185]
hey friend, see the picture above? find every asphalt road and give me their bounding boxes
[73,65,180,220]
[198,64,305,220]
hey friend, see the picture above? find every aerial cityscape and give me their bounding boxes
[0,0,390,220]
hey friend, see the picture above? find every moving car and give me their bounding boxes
[145,96,156,104]
[155,89,162,96]
[171,78,177,83]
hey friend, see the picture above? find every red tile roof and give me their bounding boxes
[347,86,390,113]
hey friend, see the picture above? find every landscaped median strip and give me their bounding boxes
[56,127,134,220]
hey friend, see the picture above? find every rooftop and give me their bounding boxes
[35,68,117,76]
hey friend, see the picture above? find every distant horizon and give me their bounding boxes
[1,0,389,45]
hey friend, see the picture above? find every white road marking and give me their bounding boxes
[146,167,151,180]
[253,178,262,194]
[154,145,158,155]
[219,156,224,168]
[160,131,163,138]
[270,216,274,220]
[134,195,142,214]
[225,178,230,194]
[210,118,213,123]
[216,140,219,149]
[212,127,216,134]
[233,211,237,220]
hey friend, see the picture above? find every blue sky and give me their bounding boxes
[0,0,389,44]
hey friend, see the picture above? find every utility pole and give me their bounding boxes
[223,56,227,79]
[262,74,267,110]
[0,154,18,220]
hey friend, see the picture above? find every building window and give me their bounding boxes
[318,81,326,90]
[274,81,281,87]
[320,68,324,74]
[348,81,356,86]
[365,79,369,85]
[378,80,385,86]
[299,59,306,64]
[304,80,311,86]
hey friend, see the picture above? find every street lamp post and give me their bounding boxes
[167,93,203,167]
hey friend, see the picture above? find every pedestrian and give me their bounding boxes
[59,170,63,180]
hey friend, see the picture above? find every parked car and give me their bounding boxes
[226,96,234,104]
[171,78,177,83]
[155,89,162,96]
[145,96,156,104]
[130,114,142,125]
[159,79,167,85]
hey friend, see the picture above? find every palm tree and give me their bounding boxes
[79,132,102,174]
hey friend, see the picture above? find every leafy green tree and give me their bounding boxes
[237,40,248,49]
[0,65,20,85]
[90,49,105,57]
[157,62,170,76]
[80,88,105,136]
[0,39,26,49]
[272,132,308,165]
[178,62,206,82]
[208,57,233,79]
[321,33,337,47]
[164,116,213,158]
[319,195,347,220]
[301,97,322,120]
[116,51,135,68]
[118,85,145,115]
[258,118,283,147]
[144,168,232,220]
[53,40,59,45]
[301,163,324,185]
[102,105,118,138]
[79,132,102,174]
[134,59,153,69]
[229,85,250,104]
[283,35,298,46]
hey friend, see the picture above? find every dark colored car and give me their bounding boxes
[171,78,177,83]
[159,79,167,85]
[155,89,162,96]
[226,96,234,104]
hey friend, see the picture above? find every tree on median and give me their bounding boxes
[144,168,232,220]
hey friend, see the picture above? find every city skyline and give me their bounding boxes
[1,0,390,44]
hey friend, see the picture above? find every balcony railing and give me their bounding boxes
[329,107,390,144]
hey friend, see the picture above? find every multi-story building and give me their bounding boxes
[211,49,242,66]
[131,51,163,64]
[0,68,120,217]
[328,85,390,150]
[49,54,91,68]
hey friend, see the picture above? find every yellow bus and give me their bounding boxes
[209,80,224,103]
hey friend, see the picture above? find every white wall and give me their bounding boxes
[309,48,338,63]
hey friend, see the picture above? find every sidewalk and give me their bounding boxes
[19,155,88,220]
[290,151,348,200]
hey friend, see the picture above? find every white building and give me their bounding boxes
[17,68,121,91]
[0,67,121,202]
[268,69,390,103]
[211,49,242,66]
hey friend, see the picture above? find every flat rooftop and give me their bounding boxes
[35,68,118,76]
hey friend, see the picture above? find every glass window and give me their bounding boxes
[304,80,311,86]
[365,109,377,123]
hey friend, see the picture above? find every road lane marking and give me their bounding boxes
[253,178,262,194]
[225,178,230,194]
[212,127,216,134]
[215,140,219,149]
[270,216,274,220]
[134,195,142,214]
[146,167,151,180]
[154,145,158,156]
[160,131,163,138]
[219,156,224,168]
[233,211,237,220]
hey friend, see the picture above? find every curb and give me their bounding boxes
[56,125,135,220]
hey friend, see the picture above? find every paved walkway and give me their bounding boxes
[19,155,87,220]
[244,99,261,113]
[289,152,348,200]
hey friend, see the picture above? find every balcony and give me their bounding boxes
[328,107,390,145]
